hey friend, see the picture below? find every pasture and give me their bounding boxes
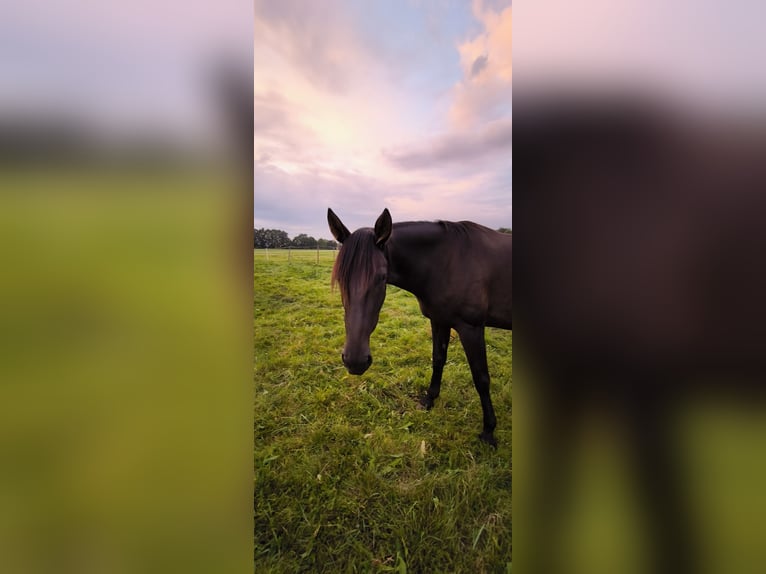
[254,249,512,572]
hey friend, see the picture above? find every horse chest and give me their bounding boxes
[416,292,486,326]
[416,297,435,320]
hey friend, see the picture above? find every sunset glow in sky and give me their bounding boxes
[254,0,512,239]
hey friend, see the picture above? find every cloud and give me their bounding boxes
[383,117,512,170]
[471,55,489,77]
[1,1,251,142]
[254,0,370,94]
[449,0,512,128]
[254,0,421,176]
[382,1,512,173]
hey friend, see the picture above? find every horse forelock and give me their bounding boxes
[331,229,378,305]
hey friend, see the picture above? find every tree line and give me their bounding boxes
[254,228,338,249]
[255,226,511,249]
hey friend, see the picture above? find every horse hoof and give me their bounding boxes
[479,432,497,448]
[420,395,435,410]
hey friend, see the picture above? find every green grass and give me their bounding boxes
[1,167,251,574]
[254,249,512,573]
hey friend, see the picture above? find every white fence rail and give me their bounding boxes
[254,248,337,264]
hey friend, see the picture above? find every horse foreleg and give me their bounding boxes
[620,383,697,574]
[423,321,451,409]
[455,323,497,447]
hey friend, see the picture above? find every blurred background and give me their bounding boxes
[514,1,766,573]
[5,0,766,572]
[0,1,252,573]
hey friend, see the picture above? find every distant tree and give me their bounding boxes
[497,227,512,234]
[270,229,291,247]
[254,228,291,248]
[253,228,264,248]
[253,230,338,249]
[291,234,317,249]
[316,238,338,250]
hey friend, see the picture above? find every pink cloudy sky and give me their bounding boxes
[254,0,513,240]
[1,0,250,146]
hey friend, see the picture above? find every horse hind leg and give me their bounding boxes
[423,321,451,409]
[455,323,497,447]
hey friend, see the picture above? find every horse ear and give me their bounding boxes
[327,208,351,243]
[374,208,392,247]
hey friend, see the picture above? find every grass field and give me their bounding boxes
[254,249,512,573]
[1,167,250,573]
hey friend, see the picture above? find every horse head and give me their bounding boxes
[327,208,392,375]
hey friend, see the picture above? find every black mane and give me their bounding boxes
[437,220,492,236]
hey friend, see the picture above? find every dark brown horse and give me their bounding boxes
[327,208,512,446]
[516,92,766,574]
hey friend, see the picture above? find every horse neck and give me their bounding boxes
[384,223,444,297]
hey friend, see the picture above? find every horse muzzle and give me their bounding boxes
[342,352,372,375]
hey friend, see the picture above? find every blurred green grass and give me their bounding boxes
[254,250,512,572]
[513,375,766,574]
[0,168,251,574]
